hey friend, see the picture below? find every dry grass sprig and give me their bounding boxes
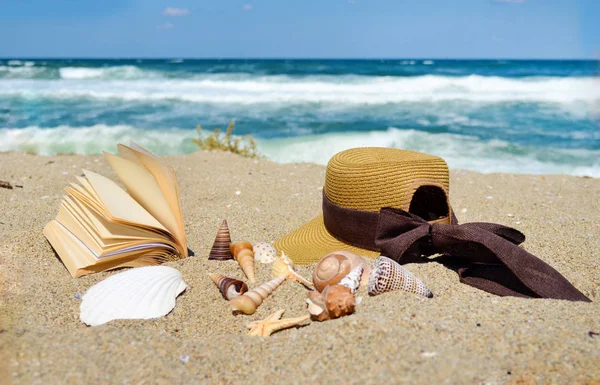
[192,121,261,159]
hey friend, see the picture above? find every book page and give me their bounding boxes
[43,220,99,278]
[83,169,166,231]
[125,142,187,255]
[102,152,180,242]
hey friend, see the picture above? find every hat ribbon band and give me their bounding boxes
[322,192,590,302]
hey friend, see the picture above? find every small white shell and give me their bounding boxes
[340,264,363,293]
[80,266,188,326]
[253,242,277,264]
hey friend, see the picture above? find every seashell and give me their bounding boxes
[312,251,371,292]
[209,219,233,260]
[253,242,277,264]
[272,251,314,288]
[80,266,187,326]
[340,264,363,293]
[368,256,433,298]
[230,241,256,283]
[229,275,286,315]
[209,273,248,300]
[306,284,356,322]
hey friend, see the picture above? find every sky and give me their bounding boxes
[0,0,599,59]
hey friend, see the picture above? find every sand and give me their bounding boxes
[1,150,599,385]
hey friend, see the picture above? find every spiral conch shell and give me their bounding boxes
[209,273,248,300]
[230,241,256,283]
[229,275,286,315]
[272,252,314,288]
[312,251,370,293]
[368,256,433,298]
[306,285,356,322]
[208,220,233,260]
[253,242,277,264]
[340,264,363,293]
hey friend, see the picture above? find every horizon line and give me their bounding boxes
[1,57,598,61]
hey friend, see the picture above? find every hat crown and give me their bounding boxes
[324,147,450,212]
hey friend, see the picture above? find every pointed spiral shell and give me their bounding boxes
[340,264,363,293]
[368,256,433,298]
[209,220,233,260]
[230,241,256,283]
[209,273,248,300]
[229,275,286,315]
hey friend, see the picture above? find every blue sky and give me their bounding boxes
[0,0,598,58]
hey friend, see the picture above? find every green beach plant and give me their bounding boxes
[192,121,261,159]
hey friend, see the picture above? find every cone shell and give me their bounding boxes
[306,284,356,322]
[253,242,277,264]
[230,241,256,283]
[312,251,370,292]
[229,275,286,315]
[272,252,313,288]
[368,256,433,298]
[209,220,233,260]
[209,273,248,300]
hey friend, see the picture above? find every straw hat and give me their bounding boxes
[274,147,452,265]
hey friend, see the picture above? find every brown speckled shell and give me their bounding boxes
[368,256,433,298]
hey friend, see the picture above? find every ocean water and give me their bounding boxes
[1,59,599,176]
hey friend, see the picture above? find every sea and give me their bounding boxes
[1,59,599,176]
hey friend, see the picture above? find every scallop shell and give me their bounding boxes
[312,251,370,292]
[209,219,233,260]
[229,275,286,315]
[80,266,187,326]
[340,264,363,293]
[368,256,433,298]
[253,242,277,264]
[209,273,248,300]
[230,241,256,283]
[272,252,314,288]
[306,284,356,322]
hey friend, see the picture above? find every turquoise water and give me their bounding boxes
[1,59,599,176]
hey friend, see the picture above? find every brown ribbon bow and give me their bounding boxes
[323,193,590,302]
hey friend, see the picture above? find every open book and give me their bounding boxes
[43,143,188,278]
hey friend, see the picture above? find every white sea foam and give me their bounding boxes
[2,125,598,177]
[1,75,598,105]
[58,65,150,80]
[258,128,600,177]
[0,125,197,156]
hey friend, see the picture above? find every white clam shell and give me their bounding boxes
[80,266,188,326]
[253,242,277,264]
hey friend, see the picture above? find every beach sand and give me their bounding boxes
[1,150,599,385]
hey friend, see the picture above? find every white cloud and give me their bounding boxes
[158,22,174,29]
[243,4,253,11]
[163,7,189,16]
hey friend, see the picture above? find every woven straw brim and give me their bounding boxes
[274,214,379,265]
